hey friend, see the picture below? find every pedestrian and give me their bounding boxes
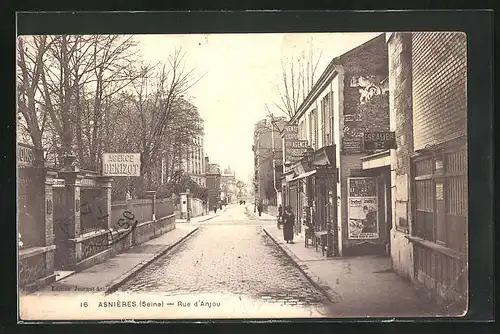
[277,204,283,229]
[257,202,262,217]
[283,206,295,244]
[214,205,217,214]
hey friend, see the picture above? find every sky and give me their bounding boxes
[135,32,382,182]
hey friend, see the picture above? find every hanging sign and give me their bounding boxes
[347,177,379,240]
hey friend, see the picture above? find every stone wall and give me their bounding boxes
[388,32,414,280]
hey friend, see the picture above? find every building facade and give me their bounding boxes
[284,34,390,256]
[205,157,221,209]
[384,32,467,310]
[281,32,467,309]
[252,117,286,206]
[220,166,236,204]
[182,121,206,188]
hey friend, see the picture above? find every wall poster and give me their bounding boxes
[347,177,379,240]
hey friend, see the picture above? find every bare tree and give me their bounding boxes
[34,35,139,169]
[267,39,323,119]
[16,36,54,161]
[126,49,204,192]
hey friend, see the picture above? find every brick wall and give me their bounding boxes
[341,34,390,154]
[412,32,467,150]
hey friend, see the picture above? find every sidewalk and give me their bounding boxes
[32,224,199,296]
[176,205,229,224]
[245,204,277,221]
[263,224,452,317]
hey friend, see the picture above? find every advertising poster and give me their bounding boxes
[347,177,379,239]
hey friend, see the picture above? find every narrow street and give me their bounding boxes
[117,203,334,316]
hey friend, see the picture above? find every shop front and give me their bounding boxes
[287,157,314,236]
[356,149,393,256]
[407,137,467,307]
[310,145,338,257]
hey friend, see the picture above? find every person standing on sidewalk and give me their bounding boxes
[257,202,263,217]
[277,204,283,229]
[283,206,295,244]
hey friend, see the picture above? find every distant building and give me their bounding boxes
[221,165,236,203]
[182,117,206,188]
[252,116,287,206]
[159,100,206,188]
[205,157,221,209]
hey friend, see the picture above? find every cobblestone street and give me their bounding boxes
[118,204,332,310]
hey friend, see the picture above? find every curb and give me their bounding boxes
[262,227,340,304]
[104,227,200,295]
[245,205,276,221]
[188,206,229,223]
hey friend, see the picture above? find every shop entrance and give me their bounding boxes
[353,165,392,256]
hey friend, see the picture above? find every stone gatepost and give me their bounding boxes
[145,190,157,221]
[43,169,58,276]
[96,176,113,229]
[58,155,84,267]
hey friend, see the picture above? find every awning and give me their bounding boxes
[312,145,336,167]
[361,149,392,170]
[289,169,317,181]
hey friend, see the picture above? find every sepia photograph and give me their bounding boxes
[17,27,469,320]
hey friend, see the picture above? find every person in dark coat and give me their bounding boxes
[283,206,295,244]
[277,205,283,229]
[257,202,263,217]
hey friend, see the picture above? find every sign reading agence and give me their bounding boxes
[102,153,141,176]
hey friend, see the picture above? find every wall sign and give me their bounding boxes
[435,183,444,200]
[102,153,141,177]
[363,131,396,150]
[347,177,379,240]
[283,126,307,164]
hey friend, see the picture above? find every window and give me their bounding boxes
[321,92,334,146]
[309,108,318,149]
[299,120,306,140]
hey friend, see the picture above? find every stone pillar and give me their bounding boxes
[96,176,113,229]
[145,190,157,221]
[58,155,84,267]
[387,32,414,280]
[44,170,58,246]
[179,192,188,219]
[44,169,58,277]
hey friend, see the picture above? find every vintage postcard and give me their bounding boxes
[17,30,468,320]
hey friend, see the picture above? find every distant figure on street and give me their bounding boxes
[214,206,217,214]
[257,202,263,217]
[283,206,295,244]
[277,204,283,229]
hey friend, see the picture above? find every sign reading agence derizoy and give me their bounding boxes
[363,132,396,151]
[102,153,141,176]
